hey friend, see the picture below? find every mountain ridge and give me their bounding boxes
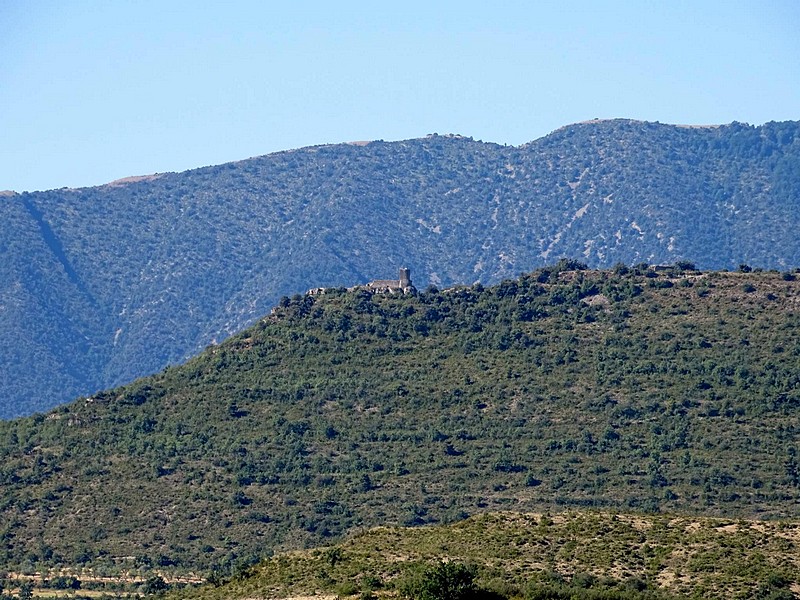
[0,120,758,194]
[2,119,800,418]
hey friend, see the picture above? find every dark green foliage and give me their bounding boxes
[401,562,479,600]
[0,267,799,580]
[3,120,800,418]
[752,573,795,600]
[142,576,169,595]
[523,584,669,599]
[48,576,81,590]
[18,581,33,600]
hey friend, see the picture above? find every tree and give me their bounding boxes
[50,576,81,590]
[19,581,34,600]
[359,474,374,492]
[406,562,479,600]
[141,575,168,595]
[675,261,696,271]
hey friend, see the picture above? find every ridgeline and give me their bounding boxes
[3,119,800,417]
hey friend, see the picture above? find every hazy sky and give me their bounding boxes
[2,1,799,192]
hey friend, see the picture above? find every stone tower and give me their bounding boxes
[399,267,411,289]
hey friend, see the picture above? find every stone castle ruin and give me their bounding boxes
[307,267,415,296]
[367,267,414,293]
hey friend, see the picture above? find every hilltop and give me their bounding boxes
[3,119,800,417]
[1,263,798,581]
[171,512,800,600]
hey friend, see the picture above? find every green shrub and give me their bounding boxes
[401,562,479,600]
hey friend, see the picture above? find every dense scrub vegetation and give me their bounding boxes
[0,264,798,584]
[3,120,800,417]
[165,512,799,600]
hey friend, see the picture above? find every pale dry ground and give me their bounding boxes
[240,597,338,600]
[278,597,336,600]
[31,590,116,598]
[103,173,164,187]
[6,571,204,584]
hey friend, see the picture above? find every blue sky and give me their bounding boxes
[2,0,799,192]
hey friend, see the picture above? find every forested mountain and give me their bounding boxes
[2,119,800,417]
[1,265,798,580]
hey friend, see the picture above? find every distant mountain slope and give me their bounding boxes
[2,119,800,417]
[0,266,798,576]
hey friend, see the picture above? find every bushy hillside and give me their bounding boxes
[0,264,798,578]
[2,119,800,417]
[171,512,800,600]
